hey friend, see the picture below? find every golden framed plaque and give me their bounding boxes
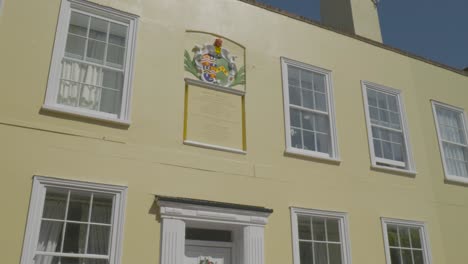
[183,31,246,153]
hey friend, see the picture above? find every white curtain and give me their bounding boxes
[444,143,468,177]
[36,198,66,264]
[58,60,102,111]
[437,108,468,177]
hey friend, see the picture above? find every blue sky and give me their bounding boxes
[257,0,468,70]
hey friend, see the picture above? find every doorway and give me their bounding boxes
[184,227,233,264]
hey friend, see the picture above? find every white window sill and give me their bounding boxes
[371,164,417,176]
[445,174,468,185]
[41,104,131,126]
[285,148,341,164]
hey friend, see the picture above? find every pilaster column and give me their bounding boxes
[160,218,186,264]
[243,225,265,264]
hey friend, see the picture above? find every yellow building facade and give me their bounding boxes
[1,0,468,263]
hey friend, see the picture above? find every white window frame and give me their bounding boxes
[362,81,416,174]
[290,207,352,264]
[381,218,432,264]
[281,57,340,162]
[431,100,468,184]
[20,176,128,264]
[42,0,138,125]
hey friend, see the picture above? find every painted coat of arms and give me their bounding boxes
[185,38,245,88]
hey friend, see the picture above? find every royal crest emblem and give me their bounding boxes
[185,38,245,88]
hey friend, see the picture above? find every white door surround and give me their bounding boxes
[156,196,273,264]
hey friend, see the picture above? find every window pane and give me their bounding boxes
[316,133,330,154]
[399,226,411,248]
[401,249,413,264]
[367,89,378,107]
[86,39,106,64]
[79,84,101,111]
[87,225,111,255]
[65,34,86,60]
[379,109,389,124]
[60,257,80,264]
[413,250,424,264]
[91,194,114,224]
[67,192,91,222]
[410,228,422,249]
[388,95,399,112]
[328,244,342,264]
[313,243,328,264]
[291,128,303,149]
[290,108,301,128]
[100,88,122,115]
[106,44,125,68]
[37,220,63,252]
[59,258,108,264]
[377,92,388,109]
[373,139,383,158]
[326,219,340,242]
[63,223,88,254]
[109,23,127,46]
[299,241,314,264]
[369,107,379,121]
[298,216,312,240]
[303,130,316,151]
[302,89,314,109]
[289,86,301,106]
[391,131,404,143]
[69,12,89,36]
[185,228,232,242]
[393,143,404,162]
[387,225,399,247]
[89,17,108,41]
[315,93,327,112]
[43,188,68,219]
[288,66,300,86]
[315,115,330,134]
[312,217,326,241]
[85,259,109,264]
[390,248,402,264]
[302,112,315,131]
[102,69,123,90]
[382,141,393,160]
[389,112,401,129]
[301,70,313,90]
[313,73,325,93]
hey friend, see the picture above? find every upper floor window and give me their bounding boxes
[20,176,127,264]
[362,81,415,173]
[43,0,138,124]
[382,218,432,264]
[432,101,468,183]
[291,208,351,264]
[281,58,339,161]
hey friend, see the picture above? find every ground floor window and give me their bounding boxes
[381,218,432,264]
[20,176,127,264]
[291,207,351,264]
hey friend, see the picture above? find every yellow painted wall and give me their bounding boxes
[1,0,467,263]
